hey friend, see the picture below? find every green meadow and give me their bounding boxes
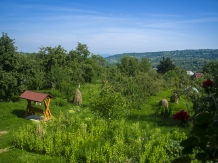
[0,83,195,163]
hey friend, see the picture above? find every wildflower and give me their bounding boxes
[202,79,215,94]
[173,110,190,121]
[202,79,215,88]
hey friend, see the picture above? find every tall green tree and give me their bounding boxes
[0,33,25,100]
[139,57,152,73]
[67,43,99,83]
[37,45,67,88]
[203,60,218,79]
[157,57,176,74]
[117,55,140,77]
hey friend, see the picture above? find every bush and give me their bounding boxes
[47,89,61,97]
[89,83,128,123]
[60,81,75,102]
[54,98,68,107]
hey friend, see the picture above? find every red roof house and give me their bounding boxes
[191,73,204,79]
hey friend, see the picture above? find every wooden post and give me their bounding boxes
[24,100,31,117]
[43,97,52,121]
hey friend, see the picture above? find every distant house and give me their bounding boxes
[191,73,204,79]
[187,71,194,76]
[153,68,158,71]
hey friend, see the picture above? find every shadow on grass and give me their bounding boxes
[127,113,178,127]
[11,109,26,118]
[80,104,89,108]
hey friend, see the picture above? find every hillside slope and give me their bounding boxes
[104,49,218,71]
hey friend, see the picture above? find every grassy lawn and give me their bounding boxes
[0,83,192,162]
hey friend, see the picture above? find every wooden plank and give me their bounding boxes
[29,106,44,114]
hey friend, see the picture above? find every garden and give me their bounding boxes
[1,33,218,162]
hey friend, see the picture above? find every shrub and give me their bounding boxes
[47,89,61,97]
[89,83,128,123]
[54,98,68,107]
[173,79,218,162]
[60,81,75,102]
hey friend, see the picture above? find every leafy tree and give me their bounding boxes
[157,57,176,74]
[106,66,164,109]
[60,81,75,102]
[38,45,67,74]
[19,54,45,90]
[68,42,90,63]
[89,82,128,127]
[203,60,218,80]
[117,55,140,77]
[75,42,90,61]
[0,33,18,72]
[0,33,25,100]
[81,62,94,83]
[90,54,106,80]
[67,43,100,83]
[139,57,152,73]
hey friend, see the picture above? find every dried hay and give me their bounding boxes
[0,131,8,135]
[170,93,179,103]
[158,99,168,108]
[36,124,45,137]
[73,89,82,105]
[0,148,9,153]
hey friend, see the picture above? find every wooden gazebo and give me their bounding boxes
[19,90,54,121]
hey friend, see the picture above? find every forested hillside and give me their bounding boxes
[105,49,218,71]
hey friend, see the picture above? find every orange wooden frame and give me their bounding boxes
[24,97,52,121]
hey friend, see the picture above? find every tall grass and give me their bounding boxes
[12,109,187,163]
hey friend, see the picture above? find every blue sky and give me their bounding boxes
[1,0,218,55]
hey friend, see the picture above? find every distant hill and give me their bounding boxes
[104,49,218,71]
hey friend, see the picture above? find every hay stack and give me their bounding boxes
[73,89,82,105]
[158,99,168,108]
[170,93,179,103]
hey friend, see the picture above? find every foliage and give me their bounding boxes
[0,33,25,101]
[21,55,45,90]
[54,98,68,107]
[173,110,190,127]
[117,55,151,77]
[203,60,218,86]
[89,82,128,123]
[60,81,75,102]
[161,107,172,118]
[105,49,218,71]
[1,33,211,162]
[105,66,164,109]
[117,55,140,77]
[174,79,218,163]
[0,80,194,163]
[157,57,176,74]
[173,110,190,121]
[11,111,187,163]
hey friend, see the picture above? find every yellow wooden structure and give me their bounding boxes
[19,90,54,121]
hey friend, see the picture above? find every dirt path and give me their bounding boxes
[0,131,9,153]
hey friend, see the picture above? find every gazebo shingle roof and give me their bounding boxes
[19,90,54,102]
